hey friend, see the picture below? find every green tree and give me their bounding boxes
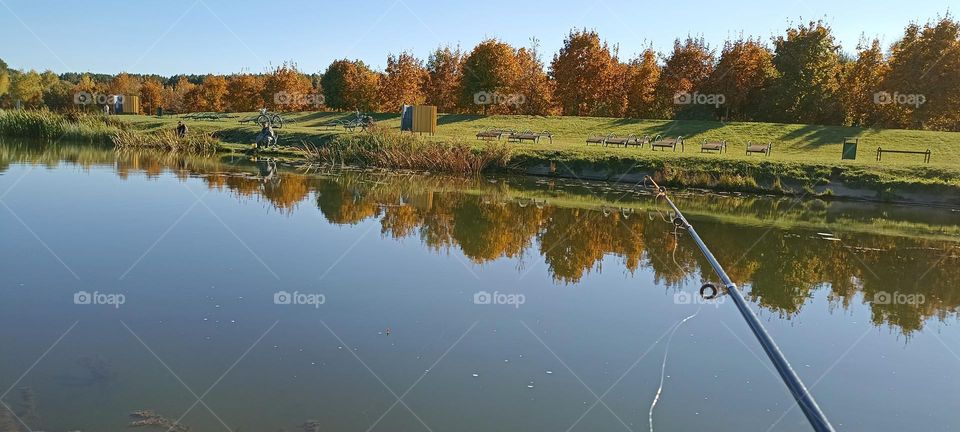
[883,16,960,130]
[763,21,844,125]
[10,70,44,107]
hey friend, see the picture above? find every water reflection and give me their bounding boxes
[2,139,958,335]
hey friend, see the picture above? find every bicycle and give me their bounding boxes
[343,110,375,132]
[256,108,284,129]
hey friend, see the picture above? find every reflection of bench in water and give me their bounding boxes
[876,146,931,163]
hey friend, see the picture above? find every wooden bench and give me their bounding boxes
[508,131,541,143]
[746,142,771,156]
[476,129,507,140]
[536,131,553,144]
[603,135,636,148]
[700,140,726,153]
[586,135,608,146]
[629,135,651,148]
[650,135,684,152]
[876,146,931,163]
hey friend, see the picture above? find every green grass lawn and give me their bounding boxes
[122,110,958,165]
[118,110,960,192]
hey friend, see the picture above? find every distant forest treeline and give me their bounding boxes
[1,15,959,130]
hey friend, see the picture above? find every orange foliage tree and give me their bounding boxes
[200,74,229,112]
[139,78,164,114]
[226,74,266,112]
[378,52,427,111]
[321,59,381,111]
[550,30,623,117]
[704,38,776,121]
[459,39,521,114]
[264,63,315,111]
[514,39,555,115]
[653,36,715,118]
[624,49,660,118]
[839,39,888,127]
[424,45,464,113]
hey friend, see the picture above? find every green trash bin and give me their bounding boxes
[842,137,858,160]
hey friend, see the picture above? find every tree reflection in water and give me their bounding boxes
[2,139,958,335]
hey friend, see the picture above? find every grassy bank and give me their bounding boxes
[7,109,960,200]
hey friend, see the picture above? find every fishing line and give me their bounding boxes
[643,176,835,432]
[648,306,701,432]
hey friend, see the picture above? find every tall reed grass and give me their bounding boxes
[0,109,120,142]
[112,129,220,154]
[302,127,511,174]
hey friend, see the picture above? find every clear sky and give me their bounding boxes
[0,0,953,76]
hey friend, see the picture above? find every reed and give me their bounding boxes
[0,109,119,142]
[112,129,219,154]
[302,127,511,174]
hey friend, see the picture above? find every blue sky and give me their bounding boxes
[0,0,953,76]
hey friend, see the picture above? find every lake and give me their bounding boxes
[1,138,958,432]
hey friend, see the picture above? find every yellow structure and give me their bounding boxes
[411,105,437,135]
[122,95,141,114]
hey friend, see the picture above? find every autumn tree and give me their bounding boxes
[200,74,229,111]
[378,52,427,111]
[624,49,660,118]
[763,21,844,125]
[9,70,44,107]
[139,78,164,114]
[109,72,140,96]
[165,76,196,112]
[514,39,555,115]
[551,30,623,117]
[226,74,266,112]
[839,38,888,127]
[704,38,776,121]
[883,15,960,130]
[0,58,7,95]
[460,39,522,114]
[424,45,463,112]
[321,59,380,111]
[653,36,715,118]
[264,63,315,111]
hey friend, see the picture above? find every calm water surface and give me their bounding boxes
[1,139,959,431]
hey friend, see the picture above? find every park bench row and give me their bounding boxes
[586,135,772,155]
[476,129,554,143]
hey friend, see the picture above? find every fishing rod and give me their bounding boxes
[644,176,835,432]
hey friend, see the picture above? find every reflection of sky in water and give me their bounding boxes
[0,140,958,431]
